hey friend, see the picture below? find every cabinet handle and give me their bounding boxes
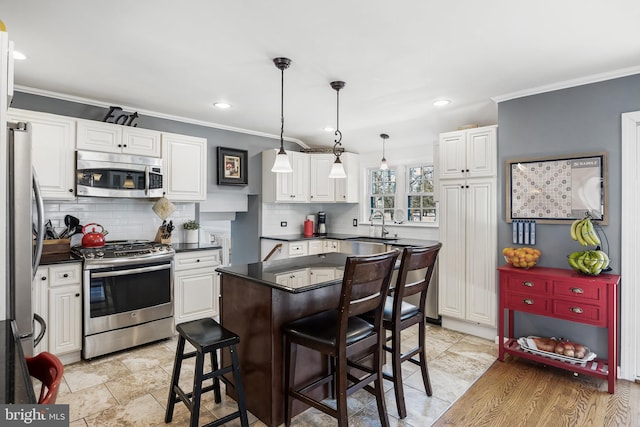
[522,281,534,287]
[466,169,470,172]
[460,185,464,189]
[63,273,69,278]
[460,169,464,173]
[123,144,127,147]
[570,287,584,294]
[41,276,47,281]
[523,298,534,305]
[75,293,80,297]
[68,188,74,193]
[117,144,122,147]
[310,195,313,199]
[196,259,200,262]
[570,307,584,314]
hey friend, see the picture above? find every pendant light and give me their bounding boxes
[271,57,293,173]
[379,133,389,170]
[329,81,347,179]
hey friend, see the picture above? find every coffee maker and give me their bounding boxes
[317,211,327,236]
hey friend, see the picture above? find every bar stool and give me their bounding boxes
[283,250,400,427]
[165,318,249,427]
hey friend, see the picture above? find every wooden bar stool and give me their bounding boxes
[165,318,249,427]
[283,250,400,427]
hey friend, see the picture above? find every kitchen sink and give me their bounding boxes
[344,236,398,242]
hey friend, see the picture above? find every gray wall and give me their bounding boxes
[497,73,640,356]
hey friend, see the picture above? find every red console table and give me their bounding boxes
[497,265,620,393]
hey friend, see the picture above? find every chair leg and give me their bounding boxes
[165,335,186,423]
[211,348,221,403]
[335,354,348,427]
[374,338,390,427]
[391,329,407,418]
[229,344,249,427]
[284,335,296,427]
[190,351,205,427]
[418,319,432,396]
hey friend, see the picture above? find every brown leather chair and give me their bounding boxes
[282,250,400,427]
[375,243,442,418]
[25,351,64,404]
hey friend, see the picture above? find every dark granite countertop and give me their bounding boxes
[1,320,36,404]
[171,243,223,253]
[261,233,439,248]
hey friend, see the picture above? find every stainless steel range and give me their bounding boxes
[72,241,175,359]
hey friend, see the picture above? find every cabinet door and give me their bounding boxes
[162,132,207,201]
[308,240,324,255]
[437,181,466,319]
[32,268,49,354]
[9,109,76,200]
[289,151,310,202]
[76,119,122,153]
[335,152,359,203]
[309,267,336,285]
[438,131,466,179]
[122,127,161,157]
[465,178,497,326]
[49,285,82,355]
[465,127,497,178]
[323,240,339,253]
[174,269,217,324]
[310,154,335,202]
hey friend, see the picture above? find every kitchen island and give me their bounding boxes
[216,244,438,427]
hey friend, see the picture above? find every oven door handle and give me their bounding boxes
[91,263,171,278]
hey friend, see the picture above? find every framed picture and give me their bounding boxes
[217,147,248,186]
[506,152,608,224]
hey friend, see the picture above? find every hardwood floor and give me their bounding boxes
[433,355,640,427]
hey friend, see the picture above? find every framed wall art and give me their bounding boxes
[217,147,248,186]
[506,152,608,224]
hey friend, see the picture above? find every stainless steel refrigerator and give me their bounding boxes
[7,121,45,357]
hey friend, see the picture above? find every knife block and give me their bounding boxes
[41,239,71,255]
[154,227,172,244]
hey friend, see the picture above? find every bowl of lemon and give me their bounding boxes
[502,247,541,269]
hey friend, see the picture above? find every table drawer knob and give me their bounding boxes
[570,307,584,314]
[522,281,534,287]
[570,287,584,294]
[523,298,534,305]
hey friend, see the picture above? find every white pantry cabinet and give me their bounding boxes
[33,263,82,364]
[76,119,162,157]
[162,132,207,201]
[438,125,497,180]
[9,109,76,200]
[262,149,310,202]
[173,249,221,325]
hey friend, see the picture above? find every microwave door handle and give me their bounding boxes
[145,165,149,195]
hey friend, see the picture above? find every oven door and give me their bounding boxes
[83,261,173,336]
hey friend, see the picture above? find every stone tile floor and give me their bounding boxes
[51,324,497,426]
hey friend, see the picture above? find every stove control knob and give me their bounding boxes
[158,246,165,252]
[96,251,105,258]
[86,253,94,259]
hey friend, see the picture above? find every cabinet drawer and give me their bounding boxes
[552,300,605,326]
[174,250,221,271]
[289,242,308,257]
[552,280,604,302]
[505,292,551,315]
[48,264,82,287]
[505,274,550,296]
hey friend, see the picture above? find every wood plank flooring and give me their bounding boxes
[432,355,640,427]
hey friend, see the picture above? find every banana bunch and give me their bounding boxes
[570,217,601,247]
[568,250,609,275]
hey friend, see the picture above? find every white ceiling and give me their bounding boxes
[3,1,640,154]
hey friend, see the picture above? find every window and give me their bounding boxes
[368,169,396,220]
[407,165,436,223]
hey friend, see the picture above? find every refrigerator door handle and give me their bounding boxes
[33,313,46,347]
[32,166,45,277]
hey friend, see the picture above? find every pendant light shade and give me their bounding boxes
[329,81,347,179]
[271,57,293,173]
[379,133,389,170]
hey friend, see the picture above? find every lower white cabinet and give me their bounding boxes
[323,240,340,253]
[33,263,82,364]
[275,269,310,288]
[173,249,221,325]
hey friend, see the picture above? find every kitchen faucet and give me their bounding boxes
[369,210,389,238]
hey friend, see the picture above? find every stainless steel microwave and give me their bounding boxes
[76,150,163,198]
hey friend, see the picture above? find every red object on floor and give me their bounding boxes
[25,351,64,404]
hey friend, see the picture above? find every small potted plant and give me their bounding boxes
[183,220,200,244]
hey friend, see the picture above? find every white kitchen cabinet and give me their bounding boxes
[162,132,207,201]
[323,240,340,253]
[76,119,161,157]
[334,152,359,203]
[438,178,497,329]
[288,241,308,257]
[438,125,496,180]
[32,263,82,364]
[309,153,359,203]
[9,109,76,200]
[275,269,309,288]
[174,249,221,325]
[262,149,309,202]
[309,267,336,285]
[308,240,324,255]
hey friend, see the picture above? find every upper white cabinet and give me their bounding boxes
[9,109,76,200]
[262,150,309,203]
[334,152,359,203]
[438,125,496,180]
[77,119,161,157]
[309,154,335,202]
[162,132,207,201]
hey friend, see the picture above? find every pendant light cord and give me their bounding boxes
[335,89,342,145]
[280,66,284,149]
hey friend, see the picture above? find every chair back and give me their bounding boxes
[26,351,64,404]
[338,250,400,340]
[392,243,442,316]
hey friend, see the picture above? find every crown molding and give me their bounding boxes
[13,85,309,149]
[492,66,640,103]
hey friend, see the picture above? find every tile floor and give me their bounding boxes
[52,324,498,427]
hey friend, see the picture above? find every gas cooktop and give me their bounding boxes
[71,240,174,260]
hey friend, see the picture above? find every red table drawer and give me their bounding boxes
[552,280,604,302]
[552,300,605,326]
[505,274,550,296]
[505,293,551,315]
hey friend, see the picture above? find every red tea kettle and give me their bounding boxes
[81,223,108,247]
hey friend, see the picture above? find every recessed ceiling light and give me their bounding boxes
[433,99,451,107]
[213,102,231,109]
[13,50,26,60]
